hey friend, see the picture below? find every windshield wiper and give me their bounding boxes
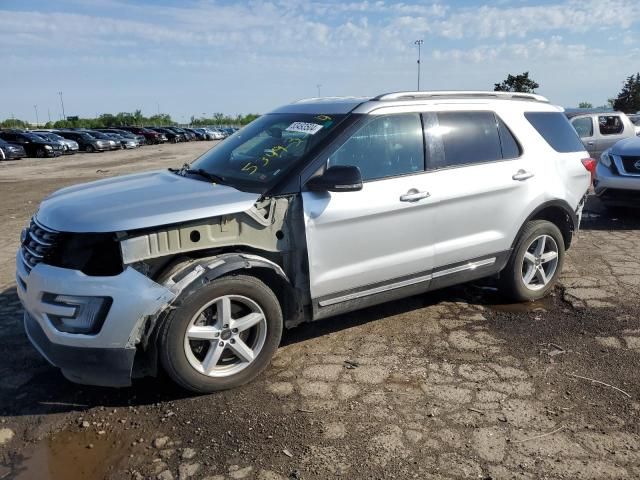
[169,164,226,184]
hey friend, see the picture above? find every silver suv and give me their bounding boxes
[17,91,591,392]
[567,110,638,158]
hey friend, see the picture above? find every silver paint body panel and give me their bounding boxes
[36,169,260,233]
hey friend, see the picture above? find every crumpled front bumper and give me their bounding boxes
[16,252,175,387]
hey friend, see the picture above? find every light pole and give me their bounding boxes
[317,84,322,97]
[414,39,424,91]
[47,108,51,123]
[33,105,39,126]
[58,91,66,120]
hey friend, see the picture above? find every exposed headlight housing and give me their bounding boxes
[43,293,112,334]
[600,151,612,168]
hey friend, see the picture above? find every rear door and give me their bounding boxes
[570,116,597,157]
[302,113,436,302]
[423,110,538,269]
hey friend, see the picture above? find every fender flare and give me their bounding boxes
[510,199,578,251]
[166,252,292,306]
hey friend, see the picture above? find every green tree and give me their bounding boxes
[578,102,593,109]
[612,73,640,113]
[494,71,539,93]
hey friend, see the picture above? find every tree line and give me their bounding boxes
[0,110,261,129]
[3,74,640,129]
[494,71,640,113]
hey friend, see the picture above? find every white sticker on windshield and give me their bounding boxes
[285,122,323,135]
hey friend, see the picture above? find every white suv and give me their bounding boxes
[17,91,592,392]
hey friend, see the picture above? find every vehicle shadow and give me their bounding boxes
[0,280,497,418]
[580,195,640,231]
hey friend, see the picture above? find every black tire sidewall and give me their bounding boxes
[159,275,283,393]
[502,220,565,301]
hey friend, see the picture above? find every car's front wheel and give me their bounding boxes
[85,144,95,153]
[499,220,565,302]
[159,275,283,393]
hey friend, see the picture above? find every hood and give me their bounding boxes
[36,169,261,233]
[610,137,640,156]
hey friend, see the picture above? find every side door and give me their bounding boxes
[302,113,436,304]
[596,114,627,156]
[423,110,540,272]
[570,116,597,157]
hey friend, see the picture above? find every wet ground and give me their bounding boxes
[1,146,639,479]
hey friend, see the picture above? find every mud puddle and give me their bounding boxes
[12,429,132,480]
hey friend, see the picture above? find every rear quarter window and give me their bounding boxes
[525,112,585,153]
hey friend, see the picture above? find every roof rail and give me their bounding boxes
[373,91,549,103]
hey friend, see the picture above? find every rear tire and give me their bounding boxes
[159,275,283,393]
[499,220,565,302]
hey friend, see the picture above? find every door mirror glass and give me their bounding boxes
[306,165,362,192]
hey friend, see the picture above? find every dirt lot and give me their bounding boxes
[1,144,639,480]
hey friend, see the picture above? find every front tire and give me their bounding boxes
[85,144,95,153]
[35,148,46,158]
[159,275,283,393]
[499,220,565,302]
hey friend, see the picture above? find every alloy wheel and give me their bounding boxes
[183,295,267,378]
[521,234,559,291]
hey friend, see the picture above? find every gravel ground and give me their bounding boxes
[1,144,639,480]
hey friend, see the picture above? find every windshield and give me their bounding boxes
[190,113,344,191]
[24,133,44,141]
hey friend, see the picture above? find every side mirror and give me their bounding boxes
[306,165,363,192]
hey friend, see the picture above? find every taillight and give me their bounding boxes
[581,158,596,182]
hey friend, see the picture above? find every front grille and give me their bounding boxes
[20,218,60,274]
[620,156,640,174]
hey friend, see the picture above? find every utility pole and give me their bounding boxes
[47,108,51,123]
[317,84,322,97]
[414,39,424,91]
[58,91,66,120]
[33,105,39,126]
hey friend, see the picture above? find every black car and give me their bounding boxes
[184,128,206,140]
[0,138,26,160]
[149,127,182,143]
[0,130,63,158]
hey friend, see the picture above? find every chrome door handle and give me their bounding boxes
[400,189,430,202]
[512,170,535,181]
[586,141,595,146]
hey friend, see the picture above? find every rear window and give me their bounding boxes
[525,112,585,153]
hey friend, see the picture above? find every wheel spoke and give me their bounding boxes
[534,236,546,257]
[187,325,220,341]
[524,252,537,266]
[202,341,225,374]
[232,312,263,333]
[228,338,255,363]
[540,251,558,264]
[535,266,548,285]
[216,296,232,326]
[523,265,536,285]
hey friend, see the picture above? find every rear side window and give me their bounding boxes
[424,111,520,169]
[598,115,624,135]
[497,118,521,159]
[525,112,585,153]
[571,117,594,138]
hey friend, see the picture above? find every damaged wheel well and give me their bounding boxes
[131,252,304,380]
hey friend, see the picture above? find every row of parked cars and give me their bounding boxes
[566,110,640,208]
[0,126,238,160]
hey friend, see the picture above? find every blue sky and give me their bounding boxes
[1,0,639,122]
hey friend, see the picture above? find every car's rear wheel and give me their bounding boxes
[159,275,283,393]
[499,220,565,302]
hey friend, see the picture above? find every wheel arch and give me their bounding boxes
[512,200,577,251]
[133,252,302,380]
